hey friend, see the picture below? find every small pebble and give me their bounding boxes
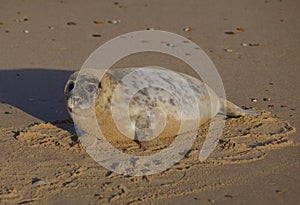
[146,28,155,31]
[23,29,29,34]
[249,43,260,47]
[290,108,296,111]
[268,104,274,108]
[32,178,49,185]
[183,27,192,32]
[107,19,120,24]
[32,180,49,185]
[269,82,274,85]
[4,111,11,114]
[241,43,248,47]
[224,31,235,35]
[67,22,77,26]
[280,105,287,108]
[166,43,175,48]
[224,48,233,52]
[0,22,3,26]
[251,98,258,102]
[208,199,215,203]
[263,98,271,101]
[93,20,104,25]
[14,17,28,22]
[275,189,283,194]
[92,34,102,37]
[236,27,245,32]
[48,26,55,30]
[224,194,233,199]
[242,105,252,109]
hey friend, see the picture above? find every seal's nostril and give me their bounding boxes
[68,96,81,109]
[72,96,81,106]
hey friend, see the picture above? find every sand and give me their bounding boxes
[0,0,299,204]
[0,110,295,204]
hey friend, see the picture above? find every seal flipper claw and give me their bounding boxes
[219,99,256,117]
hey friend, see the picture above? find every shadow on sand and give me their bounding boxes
[0,68,74,122]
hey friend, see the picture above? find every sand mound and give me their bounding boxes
[15,119,81,151]
[204,110,295,164]
[15,110,295,165]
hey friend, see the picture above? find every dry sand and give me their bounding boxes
[0,0,299,204]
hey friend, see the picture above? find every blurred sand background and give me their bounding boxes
[0,0,299,204]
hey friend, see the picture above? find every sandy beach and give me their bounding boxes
[0,0,299,204]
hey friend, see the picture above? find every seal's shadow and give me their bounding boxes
[0,68,74,122]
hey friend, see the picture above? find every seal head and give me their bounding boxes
[64,71,101,113]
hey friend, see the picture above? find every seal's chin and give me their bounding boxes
[74,124,86,137]
[78,103,93,110]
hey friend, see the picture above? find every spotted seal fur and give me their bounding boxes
[64,67,253,140]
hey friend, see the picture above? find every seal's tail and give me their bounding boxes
[218,99,255,117]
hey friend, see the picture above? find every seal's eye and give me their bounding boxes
[86,84,97,93]
[68,82,75,92]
